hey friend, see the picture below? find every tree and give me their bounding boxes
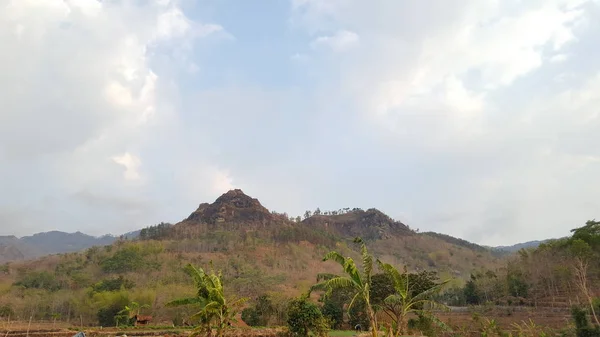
[168,263,248,337]
[303,211,312,220]
[464,277,480,305]
[311,237,379,337]
[241,295,275,327]
[287,296,329,337]
[569,220,600,327]
[570,239,599,327]
[376,261,449,337]
[319,286,357,329]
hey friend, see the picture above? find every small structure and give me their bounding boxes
[134,315,153,326]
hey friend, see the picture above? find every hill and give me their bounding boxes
[0,189,503,325]
[493,240,549,252]
[0,231,124,262]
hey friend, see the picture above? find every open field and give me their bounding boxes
[0,307,575,337]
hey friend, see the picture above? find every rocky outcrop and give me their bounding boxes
[185,189,277,226]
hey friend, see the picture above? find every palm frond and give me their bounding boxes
[383,294,405,306]
[342,257,363,287]
[347,292,362,312]
[316,273,338,281]
[326,276,357,290]
[411,279,450,302]
[377,260,407,297]
[323,251,347,266]
[358,238,373,278]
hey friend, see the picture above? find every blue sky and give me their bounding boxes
[1,0,600,246]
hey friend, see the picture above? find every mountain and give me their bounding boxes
[494,240,548,252]
[302,208,412,240]
[0,189,504,325]
[0,231,128,262]
[184,189,282,226]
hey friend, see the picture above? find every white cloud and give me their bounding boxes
[211,169,235,194]
[0,0,227,235]
[311,30,359,51]
[291,0,600,245]
[112,152,143,182]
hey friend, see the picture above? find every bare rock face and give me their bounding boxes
[185,189,275,225]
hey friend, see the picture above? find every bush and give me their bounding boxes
[242,308,261,327]
[94,291,130,327]
[572,306,600,337]
[321,300,343,329]
[14,271,63,291]
[0,304,14,317]
[92,276,135,292]
[287,296,329,337]
[242,295,277,327]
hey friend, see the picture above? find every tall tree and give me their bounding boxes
[311,238,379,337]
[168,264,247,337]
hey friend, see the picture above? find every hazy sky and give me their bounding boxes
[1,0,599,246]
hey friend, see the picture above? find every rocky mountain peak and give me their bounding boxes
[185,189,275,225]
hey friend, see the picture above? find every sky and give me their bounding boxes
[1,0,599,246]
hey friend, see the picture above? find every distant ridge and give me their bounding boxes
[0,230,139,262]
[493,239,550,252]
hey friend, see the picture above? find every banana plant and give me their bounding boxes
[311,238,379,337]
[376,260,450,337]
[168,263,247,337]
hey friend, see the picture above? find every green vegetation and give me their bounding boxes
[376,261,449,336]
[167,264,247,337]
[286,295,329,337]
[1,209,599,337]
[311,238,379,337]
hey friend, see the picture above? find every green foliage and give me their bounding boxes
[100,244,162,273]
[572,306,600,337]
[241,295,275,327]
[376,260,449,336]
[311,237,379,337]
[91,276,135,293]
[321,300,343,330]
[168,263,247,337]
[318,285,356,329]
[95,291,130,327]
[436,286,466,306]
[464,277,481,305]
[241,307,261,327]
[571,220,600,250]
[140,222,173,240]
[348,297,369,330]
[14,271,63,291]
[286,296,329,337]
[0,304,14,317]
[408,313,437,337]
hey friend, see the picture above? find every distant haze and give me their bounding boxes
[1,1,599,246]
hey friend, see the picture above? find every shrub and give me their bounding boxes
[92,276,135,293]
[0,304,14,317]
[572,306,600,337]
[287,296,329,337]
[14,271,63,291]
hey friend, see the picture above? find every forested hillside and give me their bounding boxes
[440,220,600,315]
[0,190,501,326]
